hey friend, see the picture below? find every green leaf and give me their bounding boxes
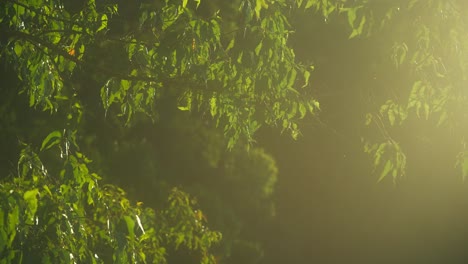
[29,91,36,107]
[287,68,297,88]
[255,41,263,56]
[226,38,235,51]
[255,0,268,19]
[97,14,107,32]
[374,143,387,167]
[175,234,185,248]
[7,203,19,232]
[24,188,39,224]
[299,104,306,118]
[378,160,393,182]
[349,29,359,39]
[124,215,135,241]
[347,8,357,28]
[357,15,366,34]
[210,97,217,117]
[178,92,192,111]
[40,130,62,151]
[305,0,317,9]
[302,70,310,88]
[7,203,19,246]
[437,111,447,126]
[287,87,299,95]
[79,44,85,57]
[237,51,243,64]
[43,185,52,196]
[14,43,23,57]
[120,80,131,91]
[128,42,136,60]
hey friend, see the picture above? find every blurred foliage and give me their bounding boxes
[353,0,468,182]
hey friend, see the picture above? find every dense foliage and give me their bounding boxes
[0,0,317,262]
[1,0,468,263]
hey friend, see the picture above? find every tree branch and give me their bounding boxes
[3,30,166,83]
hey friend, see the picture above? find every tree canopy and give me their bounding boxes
[1,0,468,263]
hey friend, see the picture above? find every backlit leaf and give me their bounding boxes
[40,130,62,151]
[210,97,217,117]
[302,70,310,88]
[378,160,393,182]
[97,14,107,32]
[124,215,135,241]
